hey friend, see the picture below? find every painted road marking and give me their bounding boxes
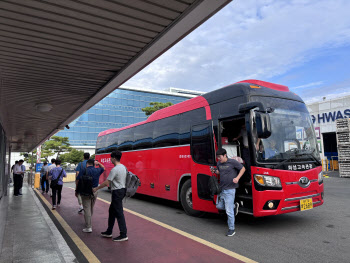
[67,186,258,263]
[34,189,101,263]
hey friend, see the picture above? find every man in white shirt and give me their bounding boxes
[93,150,128,242]
[46,159,56,196]
[13,160,25,196]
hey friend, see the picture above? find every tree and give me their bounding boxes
[45,136,72,158]
[90,154,95,160]
[60,149,84,165]
[20,140,54,163]
[141,102,173,116]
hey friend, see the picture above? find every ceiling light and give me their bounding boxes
[35,103,53,112]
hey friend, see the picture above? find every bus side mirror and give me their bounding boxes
[256,112,271,138]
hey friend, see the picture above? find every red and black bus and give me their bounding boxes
[95,80,324,217]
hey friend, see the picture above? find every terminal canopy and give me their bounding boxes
[0,0,231,152]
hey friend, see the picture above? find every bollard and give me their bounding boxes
[34,173,41,189]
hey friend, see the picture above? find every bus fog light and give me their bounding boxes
[263,200,280,210]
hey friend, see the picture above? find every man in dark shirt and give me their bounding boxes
[76,159,105,233]
[211,148,245,237]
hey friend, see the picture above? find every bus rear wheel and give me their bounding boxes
[180,180,205,217]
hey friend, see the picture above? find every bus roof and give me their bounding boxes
[98,96,209,137]
[98,80,301,137]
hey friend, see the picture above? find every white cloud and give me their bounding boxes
[125,0,350,92]
[292,81,324,90]
[299,78,350,103]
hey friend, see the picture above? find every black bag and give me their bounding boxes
[50,168,64,188]
[80,168,94,197]
[208,175,221,199]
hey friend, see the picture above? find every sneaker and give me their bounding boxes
[226,229,236,237]
[57,203,60,207]
[42,191,45,194]
[83,228,92,233]
[113,236,128,242]
[101,231,113,238]
[18,193,23,196]
[52,205,56,210]
[78,206,84,214]
[234,202,239,216]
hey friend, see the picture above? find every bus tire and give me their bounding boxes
[180,180,205,217]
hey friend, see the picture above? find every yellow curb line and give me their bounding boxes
[34,188,101,263]
[75,187,258,263]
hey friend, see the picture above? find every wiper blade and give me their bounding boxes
[299,153,321,166]
[273,155,296,169]
[295,149,321,166]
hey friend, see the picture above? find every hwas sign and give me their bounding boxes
[311,109,350,124]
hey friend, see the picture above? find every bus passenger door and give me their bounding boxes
[190,122,218,213]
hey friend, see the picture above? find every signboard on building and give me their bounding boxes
[336,118,350,178]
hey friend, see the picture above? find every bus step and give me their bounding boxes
[238,207,253,215]
[244,182,252,187]
[237,194,252,200]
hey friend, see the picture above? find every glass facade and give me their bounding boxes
[56,88,191,146]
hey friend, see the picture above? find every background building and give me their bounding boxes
[56,86,204,154]
[307,95,350,167]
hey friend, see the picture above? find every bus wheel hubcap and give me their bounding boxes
[186,187,192,208]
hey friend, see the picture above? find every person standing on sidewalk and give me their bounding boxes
[48,159,66,210]
[40,162,49,194]
[46,159,56,197]
[76,159,105,233]
[93,150,128,242]
[19,161,26,195]
[210,148,245,237]
[13,160,25,196]
[76,153,90,214]
[10,161,18,184]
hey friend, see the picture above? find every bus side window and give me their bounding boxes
[96,135,106,154]
[133,123,154,150]
[191,122,215,165]
[180,108,206,145]
[153,115,180,148]
[106,132,118,152]
[118,128,134,151]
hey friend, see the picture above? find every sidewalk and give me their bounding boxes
[0,184,76,263]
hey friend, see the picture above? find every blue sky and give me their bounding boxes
[124,0,350,103]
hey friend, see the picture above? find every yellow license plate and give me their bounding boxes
[300,198,313,211]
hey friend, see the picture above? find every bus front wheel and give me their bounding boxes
[180,180,205,217]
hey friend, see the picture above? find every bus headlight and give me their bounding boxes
[318,171,323,184]
[254,174,282,188]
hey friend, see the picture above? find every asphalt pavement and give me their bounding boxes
[65,176,350,263]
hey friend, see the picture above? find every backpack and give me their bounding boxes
[208,175,221,199]
[80,168,94,197]
[124,168,140,198]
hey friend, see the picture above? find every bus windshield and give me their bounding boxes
[251,97,321,165]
